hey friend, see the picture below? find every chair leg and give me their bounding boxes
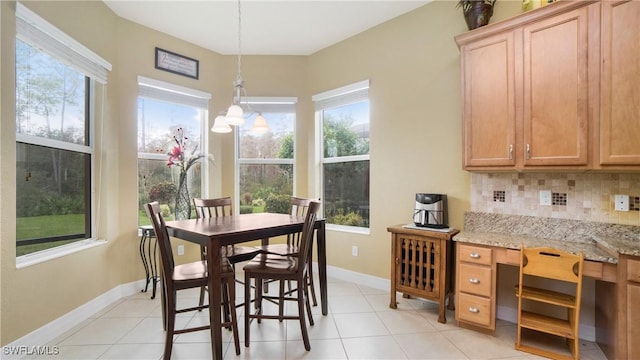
[163,290,176,360]
[307,251,317,306]
[244,272,251,348]
[303,278,314,326]
[297,284,311,351]
[198,285,206,309]
[226,277,241,355]
[256,279,263,324]
[160,277,167,331]
[221,284,231,326]
[278,280,285,322]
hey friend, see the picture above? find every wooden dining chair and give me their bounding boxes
[515,246,584,360]
[257,196,318,306]
[243,201,320,351]
[193,197,261,307]
[144,201,240,360]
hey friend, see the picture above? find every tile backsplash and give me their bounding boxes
[471,173,640,226]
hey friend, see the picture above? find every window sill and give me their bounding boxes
[16,239,107,269]
[326,224,370,235]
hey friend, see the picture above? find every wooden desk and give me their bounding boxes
[454,241,617,334]
[387,225,459,324]
[453,240,633,360]
[166,213,327,360]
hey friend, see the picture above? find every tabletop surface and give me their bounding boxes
[166,213,307,235]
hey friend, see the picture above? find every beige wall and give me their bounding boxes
[0,0,525,345]
[303,0,523,279]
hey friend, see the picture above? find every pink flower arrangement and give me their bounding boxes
[164,127,202,174]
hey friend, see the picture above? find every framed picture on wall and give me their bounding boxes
[155,47,199,79]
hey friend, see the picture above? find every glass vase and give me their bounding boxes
[174,171,191,220]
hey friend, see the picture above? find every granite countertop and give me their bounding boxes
[453,212,640,264]
[453,231,619,263]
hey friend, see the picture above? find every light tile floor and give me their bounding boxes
[22,273,607,360]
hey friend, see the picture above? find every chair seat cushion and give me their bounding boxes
[243,253,299,275]
[173,260,233,281]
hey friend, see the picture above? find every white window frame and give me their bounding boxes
[15,3,111,267]
[136,76,211,200]
[313,80,370,233]
[235,97,298,211]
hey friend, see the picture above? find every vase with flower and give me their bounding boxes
[166,127,203,220]
[457,0,497,30]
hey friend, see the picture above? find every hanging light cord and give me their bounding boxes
[235,0,243,84]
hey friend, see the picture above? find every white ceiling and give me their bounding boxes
[103,1,430,56]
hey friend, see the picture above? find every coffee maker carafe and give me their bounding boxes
[413,193,448,229]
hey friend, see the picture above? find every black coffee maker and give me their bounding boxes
[413,193,448,229]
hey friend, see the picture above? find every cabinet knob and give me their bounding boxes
[508,144,513,160]
[468,307,480,313]
[469,253,481,259]
[526,144,531,159]
[469,278,480,284]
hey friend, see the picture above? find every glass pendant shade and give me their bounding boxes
[211,115,232,133]
[251,114,269,133]
[226,104,245,126]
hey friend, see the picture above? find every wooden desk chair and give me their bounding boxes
[515,246,584,360]
[193,197,261,307]
[257,196,318,306]
[144,202,240,360]
[243,201,320,351]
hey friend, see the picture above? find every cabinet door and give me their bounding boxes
[599,0,640,165]
[461,32,516,168]
[628,284,640,359]
[522,6,592,166]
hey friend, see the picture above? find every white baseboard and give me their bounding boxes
[3,280,146,352]
[324,263,390,291]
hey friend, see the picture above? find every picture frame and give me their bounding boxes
[155,47,199,79]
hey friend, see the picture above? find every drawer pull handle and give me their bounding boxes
[469,278,480,284]
[469,253,481,259]
[468,307,479,313]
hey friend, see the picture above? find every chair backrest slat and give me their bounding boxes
[144,201,175,276]
[288,197,315,246]
[193,197,233,219]
[296,201,320,272]
[290,196,312,217]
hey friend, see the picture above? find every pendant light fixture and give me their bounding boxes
[211,0,269,134]
[211,112,232,133]
[251,113,269,133]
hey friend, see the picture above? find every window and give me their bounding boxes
[236,97,297,214]
[15,4,111,257]
[137,77,210,224]
[313,81,370,229]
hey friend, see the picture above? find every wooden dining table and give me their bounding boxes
[165,212,327,360]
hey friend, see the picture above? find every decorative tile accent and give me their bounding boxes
[552,192,567,206]
[493,190,506,202]
[470,173,640,225]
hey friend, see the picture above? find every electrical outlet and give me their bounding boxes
[177,245,185,255]
[615,195,629,211]
[539,190,552,206]
[352,245,358,257]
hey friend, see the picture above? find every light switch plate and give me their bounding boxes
[539,190,552,206]
[615,195,629,211]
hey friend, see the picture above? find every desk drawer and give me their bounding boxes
[459,244,492,265]
[458,263,492,297]
[458,293,492,327]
